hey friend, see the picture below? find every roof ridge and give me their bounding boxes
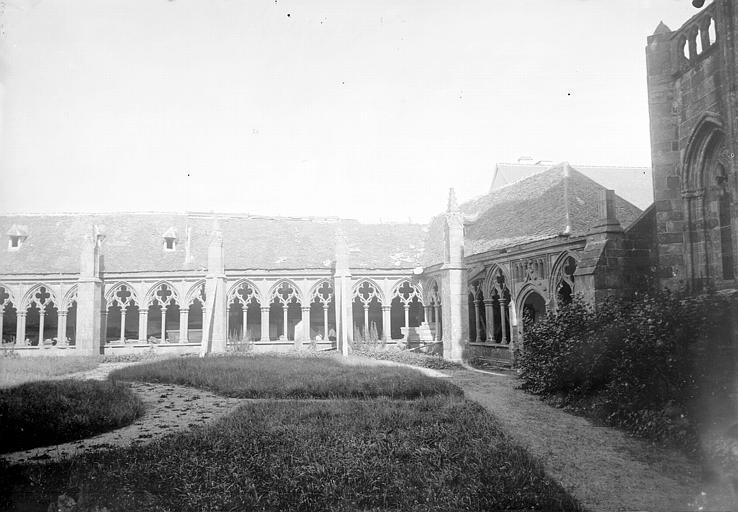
[496,162,650,171]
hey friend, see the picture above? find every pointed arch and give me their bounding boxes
[22,284,57,309]
[516,282,547,314]
[423,277,441,305]
[61,285,79,310]
[186,280,208,307]
[144,281,180,307]
[105,282,140,307]
[268,279,302,305]
[0,283,15,307]
[550,252,578,306]
[391,279,424,306]
[227,279,261,306]
[309,279,334,305]
[682,112,725,193]
[483,264,510,296]
[352,278,385,305]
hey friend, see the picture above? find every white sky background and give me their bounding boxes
[0,0,699,223]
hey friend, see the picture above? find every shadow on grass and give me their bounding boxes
[0,380,144,454]
[1,397,583,512]
[109,354,463,399]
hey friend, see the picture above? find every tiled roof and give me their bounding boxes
[0,213,426,275]
[422,164,643,265]
[492,162,653,210]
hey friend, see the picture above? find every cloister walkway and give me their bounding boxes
[443,365,735,512]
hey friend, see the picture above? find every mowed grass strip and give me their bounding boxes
[0,380,145,454]
[2,397,582,512]
[110,355,462,399]
[0,356,101,388]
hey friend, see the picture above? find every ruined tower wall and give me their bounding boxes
[646,0,738,290]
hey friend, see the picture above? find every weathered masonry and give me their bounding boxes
[646,0,738,292]
[0,158,653,362]
[422,162,654,364]
[0,214,446,357]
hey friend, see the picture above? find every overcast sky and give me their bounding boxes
[0,0,699,223]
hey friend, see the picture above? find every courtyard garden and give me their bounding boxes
[0,354,583,512]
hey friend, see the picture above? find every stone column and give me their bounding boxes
[323,304,329,340]
[260,306,270,341]
[423,306,431,325]
[484,299,495,343]
[120,308,127,342]
[333,228,352,356]
[57,311,67,345]
[282,304,289,340]
[16,311,26,345]
[499,298,508,344]
[160,307,167,343]
[241,306,248,341]
[180,308,189,343]
[363,304,369,340]
[139,309,148,342]
[100,309,108,345]
[199,223,228,355]
[381,305,391,342]
[433,305,440,341]
[38,307,46,344]
[76,229,103,355]
[301,305,311,341]
[0,307,4,343]
[473,300,481,342]
[439,188,468,361]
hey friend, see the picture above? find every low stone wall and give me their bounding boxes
[102,343,201,356]
[228,340,335,353]
[465,342,513,365]
[3,344,78,357]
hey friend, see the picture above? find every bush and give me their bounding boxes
[0,379,145,453]
[518,290,735,449]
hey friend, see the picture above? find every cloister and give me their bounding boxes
[0,276,439,352]
[0,160,652,361]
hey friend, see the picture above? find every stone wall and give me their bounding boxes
[647,0,738,290]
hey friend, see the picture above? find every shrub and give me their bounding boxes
[518,290,735,449]
[0,379,144,453]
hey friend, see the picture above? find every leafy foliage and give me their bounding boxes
[518,290,736,449]
[0,380,144,454]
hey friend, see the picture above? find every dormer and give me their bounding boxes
[162,227,177,252]
[7,225,28,251]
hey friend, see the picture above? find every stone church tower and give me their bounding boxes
[646,0,738,291]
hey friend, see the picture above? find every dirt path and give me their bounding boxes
[1,363,244,466]
[447,365,736,512]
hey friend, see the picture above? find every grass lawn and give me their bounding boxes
[0,380,145,454]
[110,354,463,399]
[0,356,101,387]
[1,396,582,511]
